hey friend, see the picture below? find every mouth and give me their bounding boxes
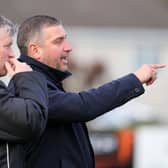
[61,56,68,64]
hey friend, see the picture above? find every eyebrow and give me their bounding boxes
[55,34,67,39]
[52,34,67,43]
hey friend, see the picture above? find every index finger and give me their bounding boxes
[5,62,14,76]
[8,58,20,65]
[151,64,166,69]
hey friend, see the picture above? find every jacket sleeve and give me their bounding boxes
[0,71,48,142]
[49,73,144,122]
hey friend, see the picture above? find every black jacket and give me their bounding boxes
[20,55,145,168]
[0,71,48,168]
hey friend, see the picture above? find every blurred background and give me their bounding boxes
[1,0,168,167]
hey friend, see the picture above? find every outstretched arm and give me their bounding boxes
[48,64,165,123]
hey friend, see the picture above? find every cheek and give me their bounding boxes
[45,54,60,68]
[0,49,3,56]
[0,48,8,57]
[0,58,6,69]
[43,46,63,68]
[0,50,7,62]
[53,56,62,66]
[50,52,61,62]
[0,49,10,69]
[0,58,7,76]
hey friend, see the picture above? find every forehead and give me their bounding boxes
[0,28,11,40]
[42,25,66,38]
[0,28,13,46]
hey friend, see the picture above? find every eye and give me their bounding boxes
[4,42,12,48]
[54,38,64,44]
[5,44,11,48]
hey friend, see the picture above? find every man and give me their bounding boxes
[17,15,165,168]
[0,16,48,167]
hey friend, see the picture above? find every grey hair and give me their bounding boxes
[17,15,61,55]
[0,15,16,36]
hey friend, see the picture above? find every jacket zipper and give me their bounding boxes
[6,143,10,168]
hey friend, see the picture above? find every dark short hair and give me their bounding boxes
[17,15,61,55]
[0,15,16,36]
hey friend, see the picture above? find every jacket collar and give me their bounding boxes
[19,55,71,82]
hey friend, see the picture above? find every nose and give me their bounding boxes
[64,40,72,52]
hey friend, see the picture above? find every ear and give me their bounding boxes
[28,43,41,60]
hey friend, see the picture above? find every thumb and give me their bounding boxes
[5,62,14,76]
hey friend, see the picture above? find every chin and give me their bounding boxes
[61,66,68,72]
